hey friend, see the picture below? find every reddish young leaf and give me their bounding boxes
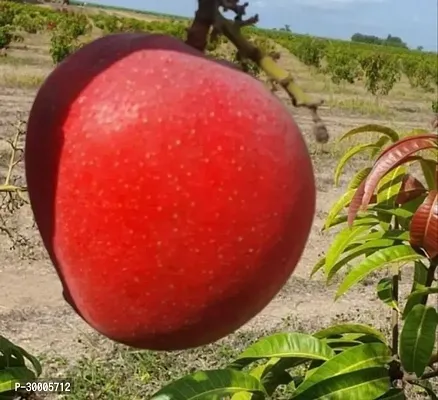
[410,191,438,260]
[396,174,427,205]
[362,135,437,209]
[347,179,366,226]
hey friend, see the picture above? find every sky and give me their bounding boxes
[85,0,438,51]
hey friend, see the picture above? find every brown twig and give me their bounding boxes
[185,0,329,143]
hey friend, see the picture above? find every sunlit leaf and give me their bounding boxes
[150,369,266,400]
[338,124,399,143]
[335,245,423,299]
[334,143,379,186]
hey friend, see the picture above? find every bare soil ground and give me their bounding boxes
[0,5,437,398]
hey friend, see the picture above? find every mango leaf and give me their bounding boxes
[343,334,385,344]
[230,333,335,369]
[324,228,409,277]
[370,136,391,158]
[348,167,372,190]
[0,336,42,393]
[261,358,308,394]
[338,124,399,143]
[0,367,38,393]
[376,278,399,311]
[310,256,326,277]
[360,134,438,209]
[324,225,371,273]
[399,304,438,377]
[377,388,406,399]
[404,287,438,315]
[291,343,391,399]
[0,336,41,376]
[420,159,437,190]
[325,214,379,230]
[335,245,423,299]
[376,166,406,207]
[334,143,379,186]
[411,381,438,399]
[369,205,416,230]
[348,180,367,226]
[324,189,356,229]
[314,324,386,343]
[376,166,406,229]
[396,174,427,205]
[292,367,390,399]
[312,229,402,278]
[409,191,438,260]
[324,339,363,351]
[326,238,399,282]
[150,369,266,400]
[304,359,325,380]
[402,261,429,319]
[232,359,288,400]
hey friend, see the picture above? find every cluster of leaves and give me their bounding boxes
[259,28,436,98]
[0,336,42,399]
[403,55,438,92]
[49,11,92,64]
[0,1,23,50]
[152,126,438,399]
[358,53,401,98]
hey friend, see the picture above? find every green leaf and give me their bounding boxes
[334,143,380,186]
[376,166,406,229]
[420,158,437,190]
[399,304,438,377]
[292,343,391,399]
[411,381,438,399]
[370,136,391,158]
[404,287,438,318]
[324,225,371,274]
[259,359,300,396]
[232,359,286,400]
[293,367,390,400]
[0,367,37,393]
[314,324,386,344]
[347,167,372,190]
[0,336,42,388]
[310,256,326,277]
[313,229,406,279]
[326,238,397,282]
[335,245,423,299]
[403,261,429,319]
[338,124,399,143]
[369,206,415,226]
[230,333,335,369]
[377,388,406,399]
[324,190,356,230]
[150,369,266,400]
[324,339,363,351]
[323,215,379,230]
[376,278,399,311]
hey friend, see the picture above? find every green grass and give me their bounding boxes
[41,330,262,399]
